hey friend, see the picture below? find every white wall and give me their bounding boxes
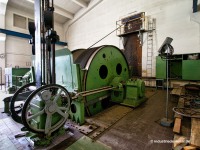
[5,6,65,68]
[5,36,32,67]
[0,0,8,84]
[64,0,200,77]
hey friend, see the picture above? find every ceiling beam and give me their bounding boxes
[54,5,74,19]
[25,0,74,20]
[71,0,87,8]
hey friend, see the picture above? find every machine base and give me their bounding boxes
[160,118,174,127]
[24,126,67,147]
[121,97,147,107]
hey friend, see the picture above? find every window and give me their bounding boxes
[13,14,27,29]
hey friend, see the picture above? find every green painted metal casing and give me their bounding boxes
[55,49,78,92]
[54,49,84,124]
[75,46,129,116]
[182,60,200,80]
[156,54,200,80]
[69,100,85,125]
[5,67,30,87]
[30,97,64,130]
[156,56,166,79]
[121,79,146,107]
[110,77,125,103]
[156,56,182,79]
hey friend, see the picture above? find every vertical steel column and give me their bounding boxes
[51,0,56,84]
[51,44,56,84]
[34,0,42,88]
[45,0,51,84]
[42,0,46,85]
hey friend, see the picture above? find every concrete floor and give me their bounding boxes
[0,87,13,109]
[99,88,176,150]
[0,88,176,150]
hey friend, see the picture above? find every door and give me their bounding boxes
[123,33,142,77]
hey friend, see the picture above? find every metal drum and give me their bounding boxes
[73,45,129,116]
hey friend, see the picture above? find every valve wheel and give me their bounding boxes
[10,82,36,123]
[21,84,71,135]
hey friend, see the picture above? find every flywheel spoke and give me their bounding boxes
[45,114,52,134]
[53,89,62,102]
[57,108,67,118]
[27,109,45,121]
[59,107,68,111]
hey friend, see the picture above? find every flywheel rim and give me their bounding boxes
[21,84,71,135]
[10,82,36,124]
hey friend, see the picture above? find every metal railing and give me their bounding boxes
[116,12,145,36]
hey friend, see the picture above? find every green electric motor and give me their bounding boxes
[110,78,146,107]
[122,79,146,107]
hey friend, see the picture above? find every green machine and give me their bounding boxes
[68,45,146,124]
[6,0,145,146]
[9,45,146,142]
[5,67,34,93]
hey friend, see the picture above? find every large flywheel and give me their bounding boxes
[21,84,71,135]
[10,82,36,123]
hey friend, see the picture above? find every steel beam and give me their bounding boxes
[34,0,42,87]
[72,0,87,8]
[54,5,74,19]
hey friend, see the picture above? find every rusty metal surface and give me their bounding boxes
[121,12,144,35]
[71,49,86,63]
[66,105,133,140]
[173,85,200,118]
[85,105,133,140]
[66,121,98,135]
[123,34,142,77]
[73,46,102,69]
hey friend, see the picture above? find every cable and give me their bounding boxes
[87,23,126,49]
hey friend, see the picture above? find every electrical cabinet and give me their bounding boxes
[182,60,200,80]
[156,53,200,81]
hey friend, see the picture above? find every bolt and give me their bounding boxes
[88,125,93,129]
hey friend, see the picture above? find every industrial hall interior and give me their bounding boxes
[0,0,200,149]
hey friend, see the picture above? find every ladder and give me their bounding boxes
[146,18,155,85]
